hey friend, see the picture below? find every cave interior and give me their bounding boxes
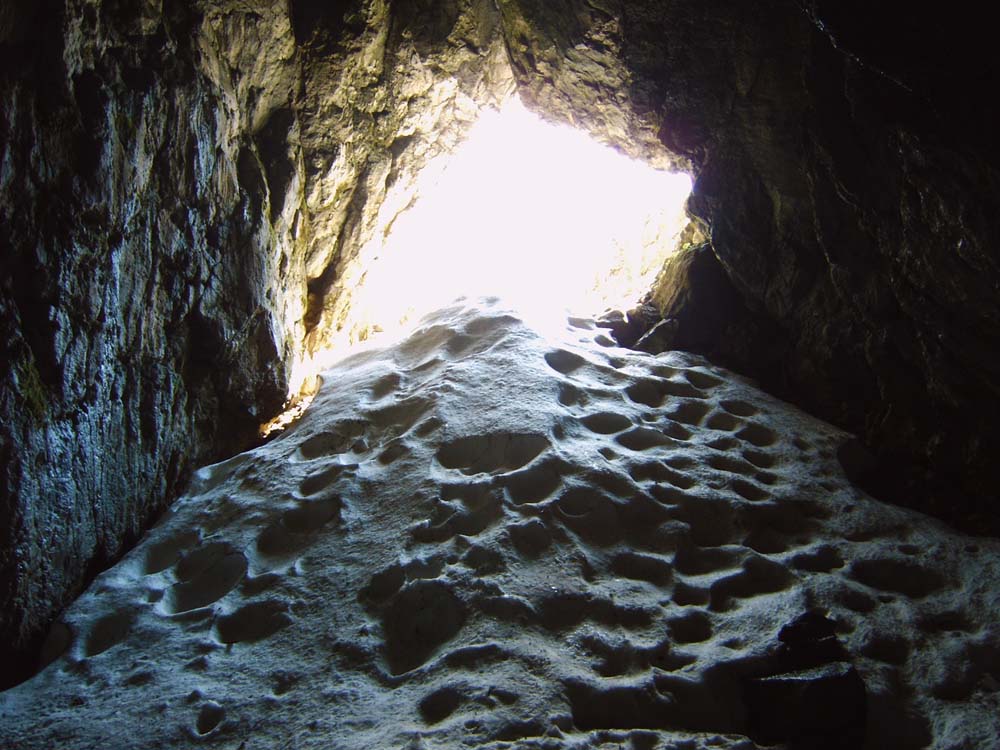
[1,1,999,748]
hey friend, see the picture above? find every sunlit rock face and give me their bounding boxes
[289,0,516,357]
[3,303,999,749]
[310,96,692,379]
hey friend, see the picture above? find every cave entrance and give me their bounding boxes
[340,96,691,345]
[273,95,692,432]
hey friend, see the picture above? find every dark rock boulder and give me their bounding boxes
[596,304,660,349]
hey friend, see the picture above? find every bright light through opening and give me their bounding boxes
[352,97,691,333]
[277,95,692,424]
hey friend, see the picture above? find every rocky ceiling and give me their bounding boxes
[1,0,998,689]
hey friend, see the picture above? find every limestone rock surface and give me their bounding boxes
[3,302,998,749]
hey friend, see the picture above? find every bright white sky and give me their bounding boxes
[297,95,692,390]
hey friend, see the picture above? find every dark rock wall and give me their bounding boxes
[499,0,1000,530]
[0,0,299,685]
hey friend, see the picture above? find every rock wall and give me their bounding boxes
[497,0,1000,531]
[0,0,304,685]
[5,303,999,749]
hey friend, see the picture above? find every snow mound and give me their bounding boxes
[3,300,999,749]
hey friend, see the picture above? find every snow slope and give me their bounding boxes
[2,300,999,749]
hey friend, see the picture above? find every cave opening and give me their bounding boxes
[289,93,693,398]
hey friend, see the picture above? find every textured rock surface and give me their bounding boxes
[3,303,998,749]
[288,0,513,354]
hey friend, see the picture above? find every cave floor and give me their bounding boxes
[2,300,998,750]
